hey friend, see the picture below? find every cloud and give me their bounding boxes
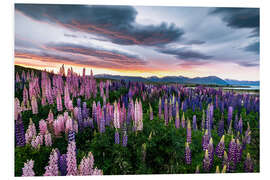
[46,42,147,66]
[15,4,184,46]
[244,41,259,54]
[237,61,259,67]
[15,41,148,70]
[210,8,259,37]
[156,47,213,60]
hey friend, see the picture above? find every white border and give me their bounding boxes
[2,0,270,179]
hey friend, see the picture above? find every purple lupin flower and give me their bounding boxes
[15,113,26,147]
[228,137,237,172]
[234,113,238,132]
[185,142,191,165]
[68,130,76,143]
[202,130,210,151]
[227,106,233,128]
[115,131,119,144]
[99,111,105,133]
[244,153,254,172]
[218,114,224,137]
[192,115,197,130]
[207,138,214,166]
[238,116,243,134]
[222,151,229,172]
[201,110,205,130]
[59,154,67,176]
[215,135,225,158]
[203,149,211,172]
[122,130,128,147]
[235,139,242,163]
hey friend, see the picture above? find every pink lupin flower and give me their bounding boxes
[66,141,78,176]
[44,149,59,176]
[39,119,47,135]
[44,131,52,147]
[31,96,38,114]
[92,168,103,175]
[22,160,35,177]
[14,98,21,121]
[25,119,36,144]
[113,101,120,129]
[79,152,94,175]
[65,116,73,134]
[47,109,54,124]
[31,135,40,149]
[56,91,63,112]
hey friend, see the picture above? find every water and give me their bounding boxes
[223,85,259,90]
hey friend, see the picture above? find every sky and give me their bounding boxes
[14,4,259,81]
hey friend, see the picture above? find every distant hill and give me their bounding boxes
[95,74,229,85]
[225,79,260,86]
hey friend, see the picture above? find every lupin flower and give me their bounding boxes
[59,154,67,176]
[203,149,211,172]
[195,165,200,173]
[236,139,242,163]
[25,119,36,144]
[192,115,197,130]
[185,142,191,165]
[222,151,229,171]
[218,114,224,137]
[164,98,168,125]
[31,96,38,114]
[56,92,63,112]
[228,137,237,172]
[22,160,35,177]
[238,116,243,134]
[15,113,26,146]
[92,168,103,175]
[244,153,254,172]
[44,149,59,176]
[44,131,52,147]
[175,110,180,128]
[227,106,233,128]
[142,143,147,162]
[66,141,78,176]
[115,130,119,144]
[122,130,128,147]
[68,130,76,143]
[216,166,220,173]
[186,120,192,143]
[181,112,186,128]
[221,165,227,173]
[149,104,153,120]
[216,135,225,158]
[202,130,210,151]
[79,152,94,175]
[39,119,47,135]
[208,138,214,164]
[158,98,162,119]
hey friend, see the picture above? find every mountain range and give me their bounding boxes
[94,74,260,86]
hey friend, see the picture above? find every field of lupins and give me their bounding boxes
[14,65,259,176]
